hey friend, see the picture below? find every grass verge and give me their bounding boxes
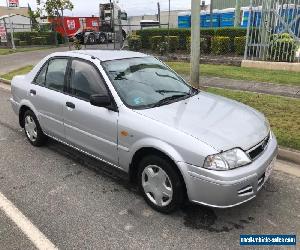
[167,62,300,86]
[207,87,300,151]
[0,46,56,56]
[0,65,33,80]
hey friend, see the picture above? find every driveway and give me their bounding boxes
[0,87,299,249]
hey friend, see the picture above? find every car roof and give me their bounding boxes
[51,50,148,62]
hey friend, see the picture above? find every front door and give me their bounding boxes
[63,58,119,165]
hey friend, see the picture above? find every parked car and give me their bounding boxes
[10,50,278,213]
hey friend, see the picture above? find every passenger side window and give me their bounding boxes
[35,63,48,86]
[70,60,108,101]
[45,58,68,92]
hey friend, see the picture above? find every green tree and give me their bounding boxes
[37,0,74,49]
[28,6,40,31]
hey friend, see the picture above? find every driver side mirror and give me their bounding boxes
[90,94,112,108]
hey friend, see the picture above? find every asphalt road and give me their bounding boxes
[0,44,117,75]
[0,87,299,250]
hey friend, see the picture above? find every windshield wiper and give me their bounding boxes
[156,90,190,95]
[152,94,189,108]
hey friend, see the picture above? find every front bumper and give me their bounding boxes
[178,132,278,208]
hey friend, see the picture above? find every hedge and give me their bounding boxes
[136,27,247,50]
[234,36,246,55]
[186,36,211,54]
[166,36,179,52]
[12,32,63,45]
[150,36,164,51]
[19,41,27,46]
[212,36,231,55]
[128,35,142,51]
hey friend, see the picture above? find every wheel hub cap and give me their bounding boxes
[24,115,37,142]
[142,165,173,207]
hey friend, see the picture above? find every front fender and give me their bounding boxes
[118,137,185,173]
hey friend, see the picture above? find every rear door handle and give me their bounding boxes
[66,102,75,109]
[30,89,36,96]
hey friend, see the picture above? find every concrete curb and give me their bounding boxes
[0,79,299,167]
[0,78,11,85]
[278,148,300,166]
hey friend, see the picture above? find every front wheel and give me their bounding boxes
[138,155,185,213]
[23,110,47,147]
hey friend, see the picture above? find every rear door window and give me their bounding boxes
[45,58,68,92]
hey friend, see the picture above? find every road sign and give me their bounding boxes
[0,25,7,43]
[8,0,19,8]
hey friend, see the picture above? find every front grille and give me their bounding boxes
[247,133,270,160]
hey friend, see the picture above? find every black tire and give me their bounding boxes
[88,34,96,44]
[23,110,47,147]
[137,155,185,214]
[99,34,106,44]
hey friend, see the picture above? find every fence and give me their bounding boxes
[245,0,300,62]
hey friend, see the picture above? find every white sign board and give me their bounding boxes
[0,26,7,43]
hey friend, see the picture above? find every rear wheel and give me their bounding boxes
[138,155,184,213]
[23,110,47,147]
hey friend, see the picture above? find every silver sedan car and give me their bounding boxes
[10,50,278,213]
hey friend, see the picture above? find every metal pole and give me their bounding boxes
[234,0,241,27]
[210,0,213,28]
[6,0,15,50]
[190,0,200,88]
[244,0,253,60]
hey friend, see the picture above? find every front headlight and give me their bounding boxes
[203,148,251,171]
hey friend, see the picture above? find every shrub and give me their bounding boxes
[128,35,142,51]
[212,36,231,55]
[19,41,27,46]
[186,36,212,54]
[13,38,20,46]
[31,36,47,45]
[215,27,247,52]
[269,33,296,62]
[165,36,179,52]
[234,36,246,55]
[150,36,164,51]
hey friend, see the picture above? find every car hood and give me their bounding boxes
[133,92,269,151]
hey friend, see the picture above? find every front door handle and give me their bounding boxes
[30,89,36,96]
[66,102,75,109]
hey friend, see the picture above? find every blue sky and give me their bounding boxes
[0,0,197,16]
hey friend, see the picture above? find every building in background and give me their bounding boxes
[0,6,29,17]
[212,0,250,9]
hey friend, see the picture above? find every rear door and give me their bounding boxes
[63,58,119,165]
[29,57,69,139]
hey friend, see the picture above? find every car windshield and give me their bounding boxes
[102,57,196,109]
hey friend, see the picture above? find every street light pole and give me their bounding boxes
[6,0,15,50]
[234,0,241,27]
[190,0,200,88]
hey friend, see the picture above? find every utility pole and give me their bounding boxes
[190,0,200,88]
[157,2,161,27]
[210,0,213,28]
[234,0,241,27]
[6,0,15,50]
